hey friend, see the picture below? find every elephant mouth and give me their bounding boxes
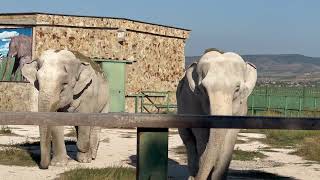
[57,104,71,112]
[73,79,92,100]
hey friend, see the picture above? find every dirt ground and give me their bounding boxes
[0,126,319,180]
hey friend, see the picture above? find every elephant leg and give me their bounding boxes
[51,126,68,166]
[191,128,209,157]
[210,129,240,180]
[90,126,101,160]
[89,104,107,160]
[178,128,198,178]
[39,125,51,169]
[76,126,92,163]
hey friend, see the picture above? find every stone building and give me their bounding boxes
[0,12,190,112]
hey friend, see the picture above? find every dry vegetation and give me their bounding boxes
[57,167,135,180]
[0,147,38,166]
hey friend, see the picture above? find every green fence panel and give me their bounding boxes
[248,86,320,117]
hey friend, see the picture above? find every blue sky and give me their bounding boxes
[0,0,319,57]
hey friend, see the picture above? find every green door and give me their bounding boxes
[100,61,126,112]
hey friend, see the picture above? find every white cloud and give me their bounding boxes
[1,39,10,42]
[0,31,19,39]
[0,42,10,53]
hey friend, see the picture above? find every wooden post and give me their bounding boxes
[137,128,168,180]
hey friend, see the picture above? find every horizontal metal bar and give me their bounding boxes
[0,112,320,130]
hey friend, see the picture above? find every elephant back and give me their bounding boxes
[71,50,104,75]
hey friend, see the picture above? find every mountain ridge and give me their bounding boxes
[185,54,320,84]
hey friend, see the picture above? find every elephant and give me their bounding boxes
[176,49,257,180]
[23,49,109,169]
[7,35,32,80]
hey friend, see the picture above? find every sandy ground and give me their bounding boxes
[0,126,319,180]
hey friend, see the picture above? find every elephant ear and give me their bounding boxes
[73,61,94,96]
[21,60,38,84]
[186,62,199,92]
[241,62,257,100]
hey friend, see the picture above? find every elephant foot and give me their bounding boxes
[77,152,92,163]
[91,147,98,160]
[50,156,69,167]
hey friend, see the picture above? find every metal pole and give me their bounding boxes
[137,128,168,180]
[284,96,287,117]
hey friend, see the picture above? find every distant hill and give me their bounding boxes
[185,54,320,83]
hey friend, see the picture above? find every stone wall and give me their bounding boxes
[0,13,190,112]
[0,82,37,112]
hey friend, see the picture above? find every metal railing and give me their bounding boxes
[126,91,177,113]
[248,86,320,117]
[128,87,320,117]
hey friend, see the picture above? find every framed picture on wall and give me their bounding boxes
[0,27,32,81]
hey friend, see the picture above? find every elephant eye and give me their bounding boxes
[235,84,240,93]
[233,85,241,100]
[61,82,68,92]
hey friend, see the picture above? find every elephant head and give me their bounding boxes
[23,49,99,169]
[25,49,96,112]
[187,51,257,115]
[183,50,257,179]
[7,35,32,64]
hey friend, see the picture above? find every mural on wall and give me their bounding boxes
[0,28,32,59]
[0,28,32,81]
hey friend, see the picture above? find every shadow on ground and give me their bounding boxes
[128,155,295,180]
[11,140,78,167]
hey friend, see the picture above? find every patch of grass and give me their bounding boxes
[0,126,12,134]
[57,167,136,180]
[0,148,38,166]
[292,136,320,162]
[260,130,320,148]
[232,149,267,161]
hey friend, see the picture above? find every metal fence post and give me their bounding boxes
[251,95,255,115]
[284,96,287,117]
[137,128,168,180]
[315,98,317,112]
[299,97,302,117]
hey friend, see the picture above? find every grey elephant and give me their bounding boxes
[7,35,32,80]
[23,49,109,169]
[176,49,257,180]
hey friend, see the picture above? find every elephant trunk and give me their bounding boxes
[38,92,59,169]
[39,125,51,169]
[197,91,233,180]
